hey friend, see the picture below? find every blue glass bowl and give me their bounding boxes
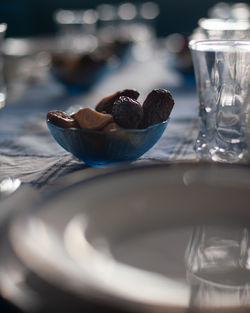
[47,119,169,167]
[50,44,132,95]
[50,64,111,95]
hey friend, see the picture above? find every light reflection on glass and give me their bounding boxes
[185,225,250,310]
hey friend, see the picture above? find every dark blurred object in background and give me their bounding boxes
[0,0,246,38]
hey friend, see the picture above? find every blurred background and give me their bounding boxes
[0,0,246,38]
[1,0,250,100]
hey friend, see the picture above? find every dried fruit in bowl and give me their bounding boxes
[72,108,113,130]
[47,88,174,131]
[47,110,79,128]
[140,89,175,128]
[112,96,143,129]
[102,122,121,131]
[95,89,140,114]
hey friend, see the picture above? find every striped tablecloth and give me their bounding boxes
[0,56,199,190]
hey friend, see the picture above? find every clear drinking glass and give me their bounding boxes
[185,225,250,311]
[189,40,250,162]
[0,23,7,109]
[199,18,250,40]
[54,9,98,53]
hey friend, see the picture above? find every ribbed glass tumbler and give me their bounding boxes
[190,40,250,163]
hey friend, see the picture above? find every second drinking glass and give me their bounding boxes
[189,40,250,162]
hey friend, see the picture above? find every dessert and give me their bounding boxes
[72,108,113,130]
[51,54,106,86]
[112,96,143,129]
[47,88,174,131]
[140,89,175,128]
[51,39,133,90]
[102,122,121,131]
[47,89,174,166]
[47,110,79,128]
[95,89,140,114]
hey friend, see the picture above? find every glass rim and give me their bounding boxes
[198,18,250,31]
[189,39,250,52]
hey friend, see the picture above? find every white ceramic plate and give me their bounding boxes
[5,163,250,312]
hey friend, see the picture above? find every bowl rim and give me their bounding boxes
[46,118,170,134]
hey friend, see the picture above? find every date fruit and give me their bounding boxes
[112,96,143,129]
[47,110,79,128]
[95,89,140,114]
[140,89,174,128]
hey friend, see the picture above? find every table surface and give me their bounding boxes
[0,53,199,191]
[0,49,199,312]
